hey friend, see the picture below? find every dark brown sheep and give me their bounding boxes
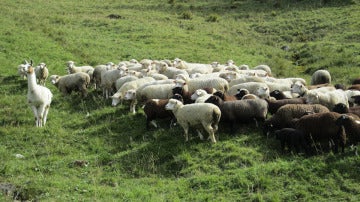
[263,104,330,135]
[335,114,360,146]
[213,91,238,101]
[143,94,183,130]
[332,103,360,117]
[265,97,307,114]
[274,128,309,154]
[293,112,346,153]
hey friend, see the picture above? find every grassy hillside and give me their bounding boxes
[1,0,360,201]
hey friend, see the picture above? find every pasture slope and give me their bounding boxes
[1,0,360,201]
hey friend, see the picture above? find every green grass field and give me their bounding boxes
[1,0,360,201]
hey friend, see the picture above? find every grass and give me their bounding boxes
[1,0,360,201]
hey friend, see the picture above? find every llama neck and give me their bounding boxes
[27,68,38,90]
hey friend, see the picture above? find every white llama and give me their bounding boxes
[24,60,53,127]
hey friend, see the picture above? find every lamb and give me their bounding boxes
[174,77,228,95]
[110,77,156,109]
[143,94,183,130]
[305,89,349,110]
[254,64,272,76]
[115,75,138,91]
[274,128,309,154]
[173,58,213,74]
[263,104,330,135]
[49,72,91,97]
[293,112,346,153]
[205,95,268,131]
[24,61,53,127]
[155,61,189,79]
[66,60,94,78]
[191,89,213,103]
[165,98,221,143]
[34,62,49,86]
[101,65,128,99]
[265,97,307,114]
[335,114,360,148]
[310,69,331,85]
[92,62,115,90]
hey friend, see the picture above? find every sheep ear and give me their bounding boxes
[30,60,33,66]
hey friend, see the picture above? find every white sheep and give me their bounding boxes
[345,90,360,106]
[49,72,91,97]
[92,62,116,90]
[174,76,229,93]
[191,89,213,103]
[173,58,213,73]
[155,61,189,79]
[110,77,156,108]
[101,65,128,99]
[124,83,175,114]
[17,63,27,80]
[290,81,336,97]
[228,82,268,96]
[305,89,349,110]
[311,69,331,85]
[34,62,49,86]
[229,75,265,87]
[254,64,272,76]
[66,60,94,76]
[165,99,221,143]
[24,61,53,127]
[115,75,139,91]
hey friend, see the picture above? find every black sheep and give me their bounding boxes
[274,128,310,154]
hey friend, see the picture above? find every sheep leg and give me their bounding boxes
[182,124,189,142]
[196,130,204,140]
[202,122,216,143]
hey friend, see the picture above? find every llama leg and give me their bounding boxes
[43,105,50,126]
[30,106,39,127]
[37,105,46,127]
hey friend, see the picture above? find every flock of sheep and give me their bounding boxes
[17,58,360,155]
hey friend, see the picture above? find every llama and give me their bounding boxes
[24,60,53,127]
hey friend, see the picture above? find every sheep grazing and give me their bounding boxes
[165,99,221,143]
[49,72,91,97]
[290,81,336,97]
[155,61,189,79]
[263,104,330,135]
[335,115,360,148]
[274,128,309,154]
[24,61,53,127]
[311,69,331,85]
[265,97,307,114]
[205,95,268,132]
[293,112,346,153]
[228,82,268,97]
[143,94,183,130]
[254,64,272,76]
[34,62,49,86]
[101,65,128,99]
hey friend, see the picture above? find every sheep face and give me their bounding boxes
[110,96,121,107]
[165,99,181,111]
[305,91,319,104]
[174,79,186,88]
[291,82,305,94]
[256,87,269,99]
[124,90,136,101]
[49,75,60,85]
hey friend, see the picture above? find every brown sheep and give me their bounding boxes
[293,112,346,153]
